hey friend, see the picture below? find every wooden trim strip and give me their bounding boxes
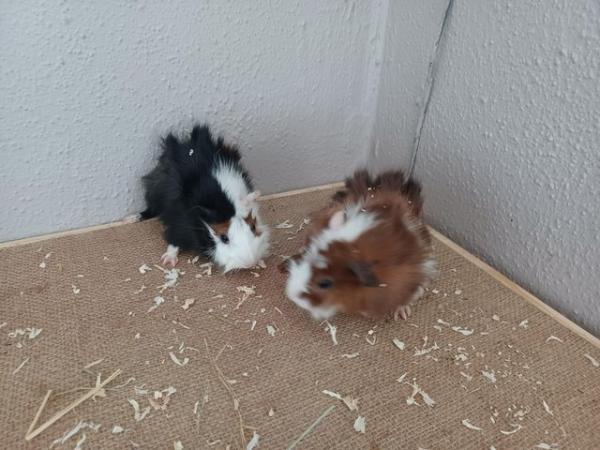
[428,227,600,349]
[0,182,344,249]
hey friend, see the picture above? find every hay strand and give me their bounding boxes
[25,369,121,441]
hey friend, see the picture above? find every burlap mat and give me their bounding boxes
[1,188,599,450]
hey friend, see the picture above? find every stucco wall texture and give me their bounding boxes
[1,0,385,241]
[369,0,448,172]
[414,1,600,335]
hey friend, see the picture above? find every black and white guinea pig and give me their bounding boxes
[138,124,269,272]
[283,169,435,321]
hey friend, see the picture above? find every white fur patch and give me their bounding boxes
[165,244,179,258]
[305,204,377,265]
[210,217,270,272]
[285,204,376,320]
[286,260,338,320]
[211,163,269,271]
[421,258,437,280]
[213,163,251,214]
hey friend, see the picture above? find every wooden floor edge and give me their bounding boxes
[428,227,600,349]
[0,181,344,250]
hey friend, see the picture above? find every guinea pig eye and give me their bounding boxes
[219,234,229,244]
[316,278,333,289]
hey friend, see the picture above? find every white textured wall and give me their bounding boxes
[413,1,600,334]
[1,0,381,241]
[368,0,448,170]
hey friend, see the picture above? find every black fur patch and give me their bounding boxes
[141,124,253,256]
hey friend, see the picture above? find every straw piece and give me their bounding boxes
[26,389,52,437]
[286,405,336,450]
[25,369,121,441]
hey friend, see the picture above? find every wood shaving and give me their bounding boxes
[9,327,42,340]
[392,339,405,350]
[13,357,30,375]
[74,433,87,450]
[50,420,100,448]
[432,289,440,294]
[39,261,47,269]
[414,342,439,356]
[71,284,80,294]
[182,298,196,310]
[397,372,408,383]
[481,370,497,383]
[199,262,213,276]
[322,390,358,411]
[169,352,190,367]
[542,400,554,416]
[111,425,124,434]
[437,319,450,326]
[545,335,563,343]
[353,416,366,434]
[266,325,276,337]
[174,440,184,450]
[235,285,256,309]
[403,379,435,408]
[518,319,529,329]
[147,296,165,313]
[324,321,338,345]
[268,408,275,417]
[461,419,482,431]
[138,264,152,274]
[492,314,500,321]
[275,220,294,229]
[365,329,377,346]
[341,353,359,359]
[454,289,462,295]
[535,444,559,449]
[322,390,343,401]
[155,267,183,291]
[246,431,260,450]
[128,399,151,422]
[460,372,473,381]
[134,285,146,294]
[451,326,474,336]
[343,396,359,411]
[500,424,522,435]
[147,386,177,412]
[584,354,599,367]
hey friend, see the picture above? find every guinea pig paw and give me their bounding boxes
[160,253,179,268]
[394,304,412,321]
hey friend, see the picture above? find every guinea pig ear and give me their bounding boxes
[328,210,346,230]
[347,261,379,287]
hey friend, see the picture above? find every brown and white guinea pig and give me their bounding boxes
[138,125,269,272]
[283,169,435,321]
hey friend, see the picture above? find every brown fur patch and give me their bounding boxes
[298,169,433,318]
[244,214,261,235]
[209,221,230,237]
